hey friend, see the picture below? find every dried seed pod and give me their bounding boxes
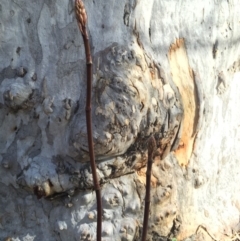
[75,0,88,34]
[148,135,157,158]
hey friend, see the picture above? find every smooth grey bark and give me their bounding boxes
[1,0,240,241]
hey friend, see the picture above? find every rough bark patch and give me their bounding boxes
[168,38,198,166]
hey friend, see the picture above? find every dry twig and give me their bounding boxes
[141,135,157,241]
[75,1,102,240]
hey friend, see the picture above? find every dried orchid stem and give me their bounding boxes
[141,135,157,241]
[75,1,102,240]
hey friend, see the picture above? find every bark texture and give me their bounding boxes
[1,0,240,241]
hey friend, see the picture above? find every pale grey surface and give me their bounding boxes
[1,0,240,241]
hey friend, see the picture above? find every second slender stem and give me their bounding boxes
[141,136,156,241]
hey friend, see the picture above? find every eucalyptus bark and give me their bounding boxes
[1,1,240,241]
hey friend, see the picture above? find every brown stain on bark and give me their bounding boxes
[137,167,158,187]
[168,38,199,166]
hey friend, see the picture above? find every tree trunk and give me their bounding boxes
[1,0,240,240]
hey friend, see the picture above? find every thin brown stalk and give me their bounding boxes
[141,136,157,241]
[75,1,102,240]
